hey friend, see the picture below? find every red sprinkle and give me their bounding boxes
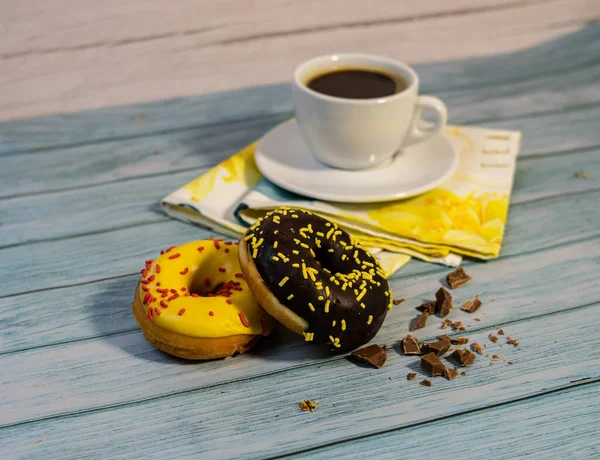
[225,248,230,253]
[170,289,178,294]
[209,311,214,316]
[235,273,244,279]
[226,299,232,304]
[181,287,187,292]
[178,308,186,316]
[168,293,179,301]
[160,250,165,255]
[218,267,226,272]
[156,264,161,274]
[191,293,199,298]
[152,297,157,302]
[141,269,148,277]
[197,246,204,252]
[154,307,161,316]
[165,246,177,253]
[204,277,210,287]
[180,267,189,275]
[214,240,221,250]
[261,317,267,336]
[143,292,152,305]
[140,279,150,285]
[238,312,250,328]
[157,288,169,294]
[225,241,233,245]
[147,275,155,282]
[168,253,181,259]
[148,308,154,321]
[184,292,190,297]
[156,282,161,286]
[160,300,169,308]
[141,285,149,292]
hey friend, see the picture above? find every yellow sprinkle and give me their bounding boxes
[328,248,335,253]
[315,238,321,248]
[326,228,335,239]
[308,302,315,312]
[385,291,390,296]
[362,261,374,267]
[292,263,300,268]
[310,248,316,258]
[316,232,325,237]
[325,223,331,227]
[244,233,255,241]
[334,230,342,236]
[273,241,279,249]
[339,241,346,247]
[272,256,280,262]
[318,295,324,301]
[360,280,367,290]
[324,300,330,313]
[304,332,313,342]
[325,286,330,296]
[353,250,358,259]
[329,335,335,342]
[333,279,340,285]
[252,248,258,258]
[354,289,359,296]
[302,262,308,279]
[341,319,346,331]
[287,294,294,300]
[274,230,279,234]
[345,246,353,251]
[279,276,289,287]
[360,302,366,309]
[367,315,373,325]
[307,224,313,233]
[291,214,299,219]
[293,250,299,255]
[357,288,367,302]
[294,238,301,244]
[301,243,310,249]
[341,254,347,261]
[342,283,348,291]
[277,252,287,260]
[332,320,336,327]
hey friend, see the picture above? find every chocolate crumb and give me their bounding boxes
[440,319,453,330]
[299,400,318,412]
[474,318,481,322]
[497,329,505,335]
[351,344,387,368]
[452,348,476,367]
[389,376,392,380]
[420,352,447,377]
[490,298,496,303]
[421,337,452,357]
[492,354,503,360]
[420,379,432,387]
[446,268,472,289]
[489,362,494,366]
[452,321,466,331]
[508,361,514,365]
[489,333,498,343]
[407,373,417,381]
[451,337,469,345]
[393,298,405,305]
[416,301,436,314]
[471,342,483,355]
[506,337,519,347]
[411,311,429,331]
[575,171,589,179]
[444,366,459,381]
[401,334,422,355]
[484,343,488,348]
[435,287,453,317]
[461,371,467,376]
[460,297,482,313]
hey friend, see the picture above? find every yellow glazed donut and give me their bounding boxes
[132,239,275,360]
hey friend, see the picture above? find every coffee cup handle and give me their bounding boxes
[403,95,448,147]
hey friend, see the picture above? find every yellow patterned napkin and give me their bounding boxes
[161,125,521,276]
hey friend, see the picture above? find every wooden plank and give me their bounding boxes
[1,302,598,457]
[294,383,600,459]
[1,22,599,153]
[1,237,598,426]
[1,184,599,298]
[3,143,599,248]
[0,0,595,121]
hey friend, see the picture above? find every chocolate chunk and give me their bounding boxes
[438,334,451,342]
[460,297,482,313]
[411,311,429,331]
[435,287,453,317]
[393,298,405,305]
[444,366,459,381]
[420,352,447,377]
[440,319,453,330]
[351,344,387,368]
[497,329,505,335]
[461,371,467,376]
[416,301,436,314]
[446,268,472,289]
[407,372,417,381]
[451,337,469,345]
[420,379,432,387]
[421,338,452,357]
[452,321,466,331]
[299,400,318,412]
[489,333,498,343]
[401,334,421,355]
[452,348,476,367]
[471,342,483,355]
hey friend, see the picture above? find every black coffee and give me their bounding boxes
[306,68,407,99]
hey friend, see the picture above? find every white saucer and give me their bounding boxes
[254,120,459,203]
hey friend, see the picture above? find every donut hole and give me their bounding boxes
[189,276,222,297]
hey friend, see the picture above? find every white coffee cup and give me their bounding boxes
[292,54,448,170]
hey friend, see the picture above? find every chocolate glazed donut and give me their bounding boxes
[238,207,392,352]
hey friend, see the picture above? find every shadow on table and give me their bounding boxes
[87,276,334,366]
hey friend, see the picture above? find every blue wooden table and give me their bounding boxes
[1,25,600,459]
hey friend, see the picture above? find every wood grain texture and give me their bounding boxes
[294,383,600,459]
[2,237,598,427]
[1,0,597,121]
[1,303,598,457]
